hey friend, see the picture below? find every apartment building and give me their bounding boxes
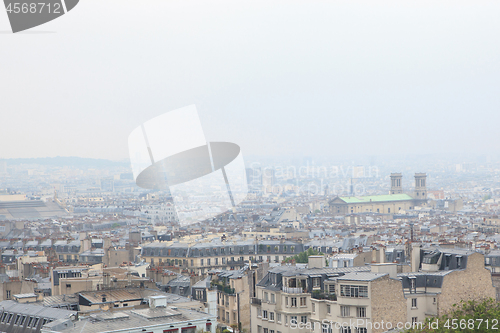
[141,240,304,275]
[251,258,372,333]
[213,269,251,332]
[252,250,495,333]
[402,248,495,321]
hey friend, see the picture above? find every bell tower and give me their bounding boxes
[414,173,427,199]
[390,173,403,194]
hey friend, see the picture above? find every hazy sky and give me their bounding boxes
[1,0,499,161]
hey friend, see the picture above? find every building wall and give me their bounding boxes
[353,252,373,267]
[438,252,496,315]
[105,249,130,267]
[370,276,406,333]
[0,280,36,301]
[330,200,415,215]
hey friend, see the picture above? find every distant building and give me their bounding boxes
[329,173,428,215]
[0,300,76,333]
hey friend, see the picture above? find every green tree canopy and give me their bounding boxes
[406,298,500,333]
[283,247,324,264]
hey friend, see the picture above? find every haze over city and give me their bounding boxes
[2,1,500,333]
[1,0,500,160]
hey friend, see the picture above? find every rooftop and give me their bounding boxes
[338,194,414,204]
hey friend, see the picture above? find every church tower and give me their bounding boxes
[390,173,403,194]
[414,173,427,199]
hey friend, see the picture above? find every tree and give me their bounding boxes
[406,298,500,333]
[283,248,324,264]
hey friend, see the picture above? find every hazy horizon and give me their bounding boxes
[1,0,500,160]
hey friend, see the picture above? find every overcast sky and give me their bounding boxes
[1,0,499,161]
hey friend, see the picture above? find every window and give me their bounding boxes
[412,317,418,325]
[285,297,288,306]
[215,258,218,265]
[200,259,204,266]
[290,316,297,325]
[264,292,268,302]
[14,315,21,325]
[33,318,39,327]
[340,285,368,298]
[328,284,335,293]
[263,310,268,319]
[6,290,11,299]
[327,304,331,314]
[412,298,417,308]
[271,293,275,303]
[1,312,7,323]
[20,316,26,326]
[263,329,268,333]
[191,260,194,266]
[341,327,352,333]
[277,313,281,323]
[409,278,416,293]
[291,297,297,307]
[66,284,71,288]
[323,325,333,333]
[7,314,13,324]
[433,297,436,304]
[27,317,33,327]
[207,259,211,266]
[300,297,306,306]
[341,306,350,317]
[301,316,307,324]
[457,256,462,268]
[357,328,367,333]
[312,303,315,313]
[313,277,321,287]
[357,307,366,318]
[269,312,274,321]
[270,330,274,333]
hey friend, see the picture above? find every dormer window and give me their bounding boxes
[456,255,462,268]
[409,277,416,293]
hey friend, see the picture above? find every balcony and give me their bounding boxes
[282,287,305,294]
[211,281,235,295]
[251,297,262,305]
[311,292,337,301]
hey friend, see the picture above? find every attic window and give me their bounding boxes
[409,277,416,293]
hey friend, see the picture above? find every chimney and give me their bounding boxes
[308,255,326,269]
[371,263,397,279]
